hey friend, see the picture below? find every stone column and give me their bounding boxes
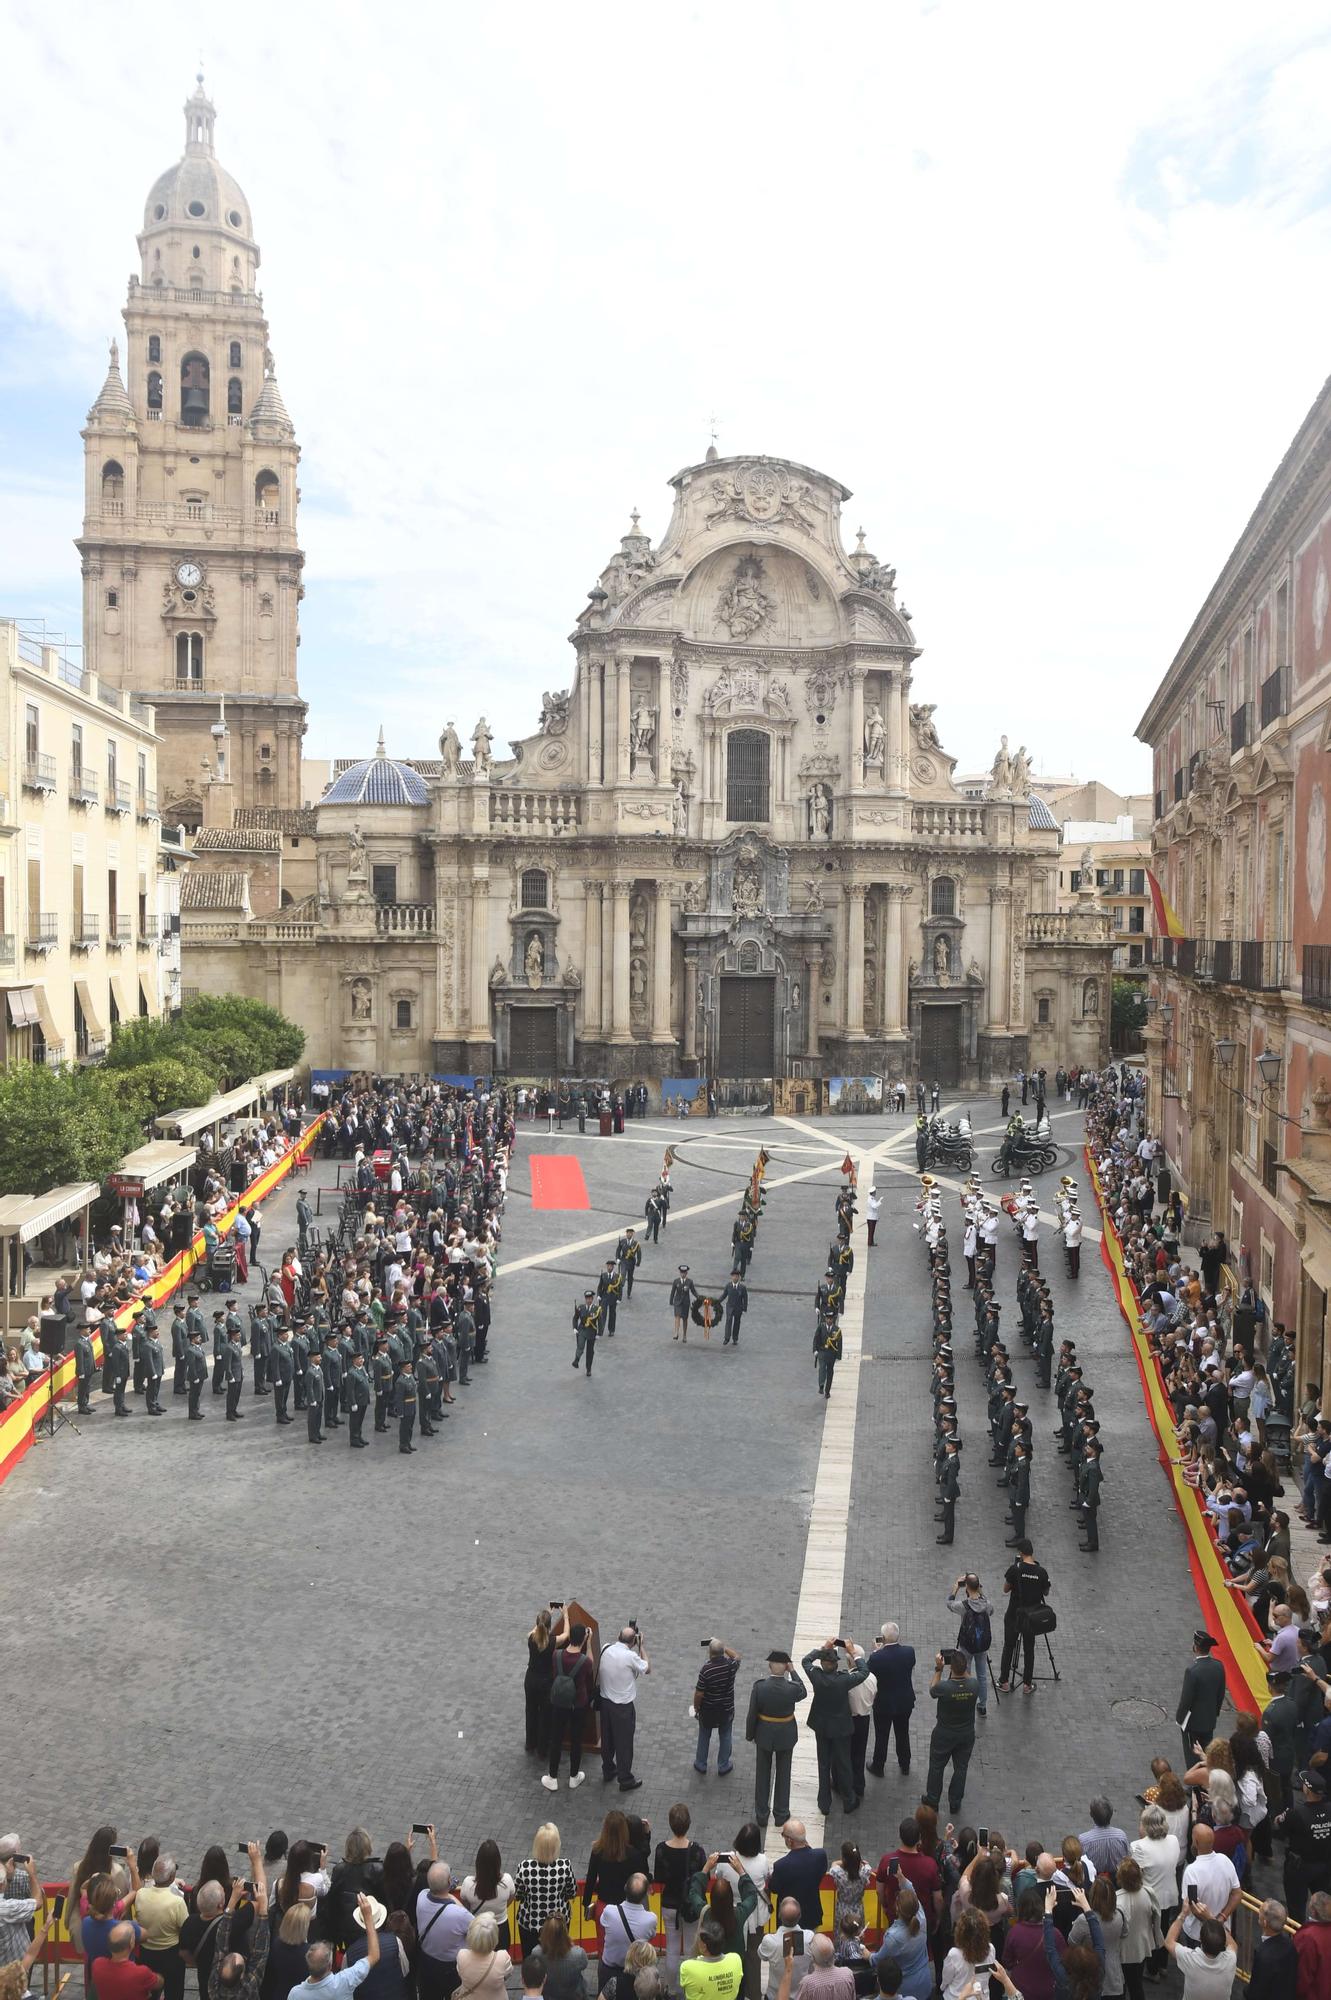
[609,880,632,1042]
[582,881,603,1034]
[683,956,699,1060]
[988,885,1011,1031]
[882,884,905,1034]
[806,952,822,1057]
[884,669,903,796]
[469,878,491,1038]
[845,883,867,1038]
[897,671,912,793]
[586,660,603,785]
[656,656,673,782]
[849,666,866,793]
[615,658,632,784]
[651,882,673,1042]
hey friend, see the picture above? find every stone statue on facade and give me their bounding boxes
[630,701,656,771]
[525,933,544,988]
[989,735,1012,796]
[934,934,951,982]
[1009,743,1032,796]
[731,840,764,918]
[803,878,824,912]
[683,879,706,914]
[808,783,832,839]
[910,703,941,750]
[863,704,886,770]
[538,689,570,736]
[347,821,368,882]
[349,976,372,1021]
[438,720,462,774]
[673,780,688,835]
[471,717,493,774]
[715,555,773,640]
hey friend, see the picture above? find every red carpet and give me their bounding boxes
[530,1155,591,1210]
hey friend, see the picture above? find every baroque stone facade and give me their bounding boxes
[182,442,1111,1083]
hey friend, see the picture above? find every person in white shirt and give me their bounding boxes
[598,1626,651,1790]
[758,1900,814,1995]
[1064,1211,1083,1278]
[845,1643,877,1799]
[1178,1826,1240,1944]
[1021,1206,1040,1269]
[865,1188,881,1247]
[1164,1908,1237,1998]
[599,1878,657,1970]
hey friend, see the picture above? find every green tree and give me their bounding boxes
[98,1055,216,1122]
[0,1065,144,1197]
[1112,979,1148,1032]
[180,995,304,1069]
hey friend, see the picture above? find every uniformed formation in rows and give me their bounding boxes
[922,1166,1106,1556]
[811,1177,857,1397]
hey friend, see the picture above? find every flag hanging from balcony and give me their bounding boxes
[1146,869,1185,939]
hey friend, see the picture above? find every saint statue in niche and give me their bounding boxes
[349,977,372,1021]
[933,934,951,983]
[525,933,545,988]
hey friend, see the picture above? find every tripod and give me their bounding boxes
[1027,1633,1061,1684]
[32,1358,80,1442]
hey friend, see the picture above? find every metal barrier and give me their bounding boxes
[1232,1889,1299,1983]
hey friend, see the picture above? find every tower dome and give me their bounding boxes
[138,77,258,289]
[323,731,430,807]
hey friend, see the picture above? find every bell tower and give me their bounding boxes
[77,76,307,823]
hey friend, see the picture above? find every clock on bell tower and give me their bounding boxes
[76,75,307,822]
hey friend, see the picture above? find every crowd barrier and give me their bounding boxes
[27,1870,889,1975]
[1086,1147,1269,1713]
[0,1113,327,1490]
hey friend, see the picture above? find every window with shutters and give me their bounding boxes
[726,730,770,822]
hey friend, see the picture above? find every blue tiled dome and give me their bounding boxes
[1027,794,1058,831]
[323,731,430,807]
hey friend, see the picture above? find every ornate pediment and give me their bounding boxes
[704,462,820,536]
[1251,744,1293,794]
[703,658,793,720]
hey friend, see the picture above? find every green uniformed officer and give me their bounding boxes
[745,1649,807,1830]
[306,1341,325,1443]
[572,1289,600,1375]
[292,1321,311,1408]
[1004,1439,1032,1546]
[270,1326,294,1424]
[937,1436,961,1545]
[171,1307,189,1396]
[211,1309,229,1395]
[185,1328,208,1418]
[372,1337,394,1431]
[347,1354,371,1448]
[392,1361,417,1453]
[73,1323,96,1413]
[109,1326,132,1416]
[923,1649,979,1813]
[1079,1440,1104,1553]
[224,1329,245,1421]
[143,1322,166,1415]
[416,1343,439,1437]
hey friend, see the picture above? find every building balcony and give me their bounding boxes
[1025,907,1112,945]
[43,1043,66,1068]
[72,917,100,951]
[25,915,58,952]
[0,934,13,965]
[375,902,435,935]
[1305,944,1331,1010]
[139,914,159,943]
[69,766,99,806]
[489,789,582,835]
[910,803,990,841]
[78,1036,108,1064]
[22,753,57,793]
[105,779,132,815]
[108,915,133,949]
[137,788,158,820]
[1238,938,1289,991]
[1230,701,1251,754]
[1260,664,1291,732]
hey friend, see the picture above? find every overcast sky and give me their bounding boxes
[3,0,1331,794]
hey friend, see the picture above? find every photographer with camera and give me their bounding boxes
[692,1639,742,1777]
[598,1624,650,1792]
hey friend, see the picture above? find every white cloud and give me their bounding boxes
[3,0,1331,790]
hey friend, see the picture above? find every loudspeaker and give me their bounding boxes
[38,1312,69,1359]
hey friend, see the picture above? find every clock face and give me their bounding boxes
[175,561,204,588]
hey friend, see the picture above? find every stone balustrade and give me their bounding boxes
[489,789,581,834]
[375,902,435,935]
[910,803,988,840]
[1025,908,1112,944]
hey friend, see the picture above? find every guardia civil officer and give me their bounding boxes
[306,1343,325,1444]
[572,1288,600,1375]
[746,1649,807,1830]
[720,1270,749,1347]
[250,1302,272,1396]
[224,1325,245,1420]
[211,1309,229,1395]
[936,1436,961,1544]
[596,1257,621,1336]
[347,1352,371,1448]
[372,1335,393,1430]
[270,1326,295,1423]
[616,1226,642,1299]
[143,1318,166,1415]
[1005,1438,1032,1546]
[416,1342,439,1437]
[73,1321,96,1414]
[291,1319,311,1408]
[321,1336,344,1430]
[185,1328,208,1418]
[392,1358,418,1453]
[171,1306,189,1397]
[1079,1439,1104,1552]
[109,1324,132,1416]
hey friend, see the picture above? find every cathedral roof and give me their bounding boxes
[142,79,253,242]
[193,825,282,854]
[323,730,430,807]
[87,342,135,424]
[1027,794,1058,832]
[249,366,293,436]
[180,869,250,912]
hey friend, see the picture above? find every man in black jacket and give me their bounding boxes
[720,1271,749,1347]
[1247,1896,1297,1998]
[802,1641,871,1815]
[867,1625,917,1777]
[1176,1630,1227,1757]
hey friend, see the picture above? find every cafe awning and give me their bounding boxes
[0,1182,101,1244]
[153,1080,260,1139]
[111,1141,199,1193]
[253,1067,296,1095]
[4,987,41,1029]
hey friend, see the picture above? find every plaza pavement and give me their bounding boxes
[1,1094,1210,1882]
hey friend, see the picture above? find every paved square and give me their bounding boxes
[2,1095,1207,1883]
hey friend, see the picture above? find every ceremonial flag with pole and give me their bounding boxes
[1145,869,1185,940]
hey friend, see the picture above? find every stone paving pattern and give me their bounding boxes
[3,1097,1212,1881]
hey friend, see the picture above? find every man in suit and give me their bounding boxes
[720,1271,749,1347]
[185,1328,209,1418]
[224,1326,245,1421]
[1177,1631,1227,1756]
[868,1625,917,1778]
[142,1319,167,1415]
[347,1353,371,1449]
[270,1326,294,1423]
[746,1649,806,1829]
[802,1640,872,1815]
[73,1322,97,1414]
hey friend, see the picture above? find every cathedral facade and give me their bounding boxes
[182,447,1111,1084]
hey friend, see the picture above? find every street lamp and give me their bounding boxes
[1214,1038,1238,1070]
[1257,1050,1284,1094]
[1159,1004,1174,1028]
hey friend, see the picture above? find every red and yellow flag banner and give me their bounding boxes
[1145,868,1185,941]
[1087,1147,1267,1712]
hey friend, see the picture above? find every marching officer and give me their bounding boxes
[224,1324,245,1421]
[813,1311,842,1398]
[108,1324,132,1416]
[720,1270,749,1347]
[596,1257,621,1336]
[372,1335,394,1431]
[745,1648,807,1831]
[73,1321,96,1414]
[143,1318,166,1415]
[347,1352,371,1448]
[250,1302,273,1396]
[572,1288,601,1376]
[270,1325,295,1424]
[937,1434,961,1544]
[171,1305,189,1397]
[616,1226,642,1299]
[644,1185,664,1244]
[733,1210,756,1276]
[185,1327,209,1418]
[392,1358,418,1453]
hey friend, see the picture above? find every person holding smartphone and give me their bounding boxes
[0,1847,48,1973]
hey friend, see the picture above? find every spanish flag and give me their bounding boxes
[1146,868,1185,939]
